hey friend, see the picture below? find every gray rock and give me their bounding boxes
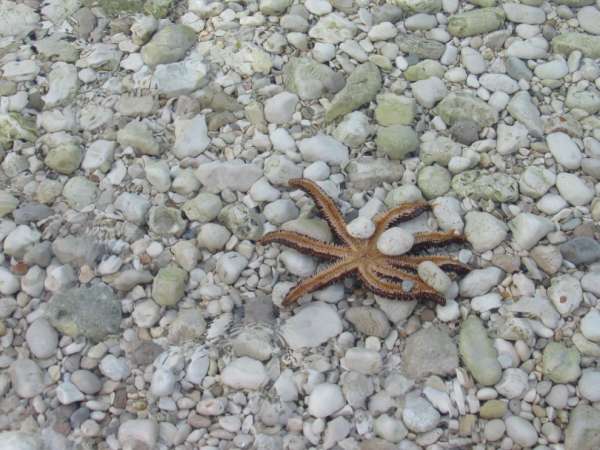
[402,394,441,433]
[62,176,98,211]
[117,120,161,156]
[12,203,53,224]
[459,316,502,385]
[452,170,519,203]
[71,369,102,394]
[417,164,451,199]
[283,57,344,100]
[281,302,342,349]
[44,143,82,174]
[195,160,262,193]
[309,13,357,44]
[0,431,43,450]
[435,92,498,128]
[345,307,391,338]
[219,203,264,240]
[450,119,480,145]
[26,318,58,359]
[10,359,44,398]
[506,56,533,81]
[168,308,207,344]
[565,404,600,450]
[148,206,186,236]
[46,284,121,341]
[345,157,404,190]
[560,237,600,265]
[402,326,458,379]
[507,91,544,138]
[395,34,446,60]
[141,25,196,66]
[325,63,382,122]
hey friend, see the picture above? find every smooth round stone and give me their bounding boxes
[347,216,375,239]
[485,419,506,441]
[418,261,452,294]
[534,59,568,79]
[578,6,600,35]
[221,357,267,390]
[578,370,600,402]
[264,91,298,124]
[151,368,177,397]
[308,383,345,418]
[118,419,159,449]
[402,395,440,433]
[536,194,567,215]
[547,132,582,170]
[505,416,538,447]
[10,358,44,399]
[581,309,600,342]
[377,227,414,256]
[417,165,451,199]
[436,299,460,321]
[25,318,58,359]
[71,369,102,395]
[556,173,595,206]
[373,414,408,443]
[546,384,568,409]
[495,368,529,399]
[464,211,507,253]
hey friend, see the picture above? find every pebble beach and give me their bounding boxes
[1,0,600,449]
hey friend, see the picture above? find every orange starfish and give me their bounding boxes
[258,178,470,307]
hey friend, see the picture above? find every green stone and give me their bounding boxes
[390,0,442,13]
[0,113,37,149]
[283,57,344,100]
[396,34,446,60]
[480,400,507,419]
[452,170,519,203]
[565,405,600,450]
[144,0,173,18]
[543,342,581,383]
[468,0,496,6]
[435,92,499,128]
[552,32,600,59]
[448,8,505,38]
[325,62,382,123]
[152,264,188,306]
[376,125,419,159]
[459,316,502,386]
[0,191,18,218]
[375,94,416,126]
[417,164,451,199]
[141,24,197,67]
[96,0,144,16]
[44,143,82,175]
[47,285,121,341]
[404,60,445,81]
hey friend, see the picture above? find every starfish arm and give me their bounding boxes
[288,178,357,247]
[258,230,348,259]
[412,229,466,251]
[282,260,357,306]
[360,263,445,305]
[373,202,430,236]
[384,255,471,274]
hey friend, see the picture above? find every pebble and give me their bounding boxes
[495,368,529,399]
[542,342,581,383]
[221,357,267,390]
[464,211,507,253]
[505,415,538,447]
[118,420,159,449]
[376,227,415,256]
[578,370,600,402]
[459,316,502,385]
[546,132,582,170]
[25,318,58,359]
[281,302,343,349]
[508,213,554,250]
[556,173,595,206]
[308,383,345,418]
[10,359,44,398]
[548,274,583,316]
[402,395,441,433]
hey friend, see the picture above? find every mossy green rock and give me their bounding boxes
[543,342,581,383]
[459,316,502,386]
[480,400,507,419]
[390,0,442,13]
[152,264,188,306]
[45,143,82,175]
[435,92,499,128]
[142,24,197,67]
[375,94,416,126]
[552,32,600,59]
[0,113,37,149]
[144,0,173,18]
[448,8,505,38]
[417,164,451,199]
[283,57,344,100]
[47,285,121,341]
[376,125,419,159]
[452,170,519,203]
[404,60,445,81]
[325,62,382,123]
[96,0,144,16]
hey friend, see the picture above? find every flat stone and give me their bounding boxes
[459,316,502,385]
[281,302,342,349]
[402,326,458,379]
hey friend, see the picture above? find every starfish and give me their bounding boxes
[258,178,471,307]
